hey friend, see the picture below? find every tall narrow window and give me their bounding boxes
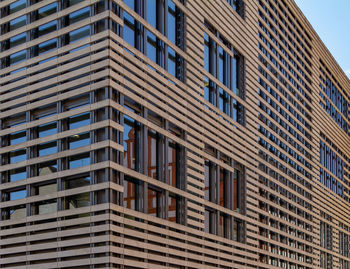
[123,115,142,171]
[123,176,142,212]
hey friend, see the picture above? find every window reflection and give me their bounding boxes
[10,167,26,182]
[64,193,90,209]
[69,132,90,149]
[10,130,26,145]
[69,113,90,130]
[10,148,26,163]
[38,141,57,157]
[123,115,141,171]
[123,176,141,211]
[64,174,90,190]
[38,122,57,138]
[68,153,90,169]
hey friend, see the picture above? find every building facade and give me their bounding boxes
[0,0,350,268]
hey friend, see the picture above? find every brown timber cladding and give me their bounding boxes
[0,0,350,268]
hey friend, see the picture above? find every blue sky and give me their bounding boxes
[294,0,350,78]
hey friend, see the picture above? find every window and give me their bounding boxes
[33,181,57,196]
[68,113,90,130]
[168,193,184,224]
[123,115,142,171]
[10,148,26,163]
[123,176,142,211]
[37,160,57,176]
[67,7,90,25]
[37,2,57,19]
[68,132,90,149]
[10,167,26,182]
[64,174,90,190]
[147,186,163,218]
[65,25,90,45]
[38,141,57,157]
[168,139,185,189]
[4,189,26,201]
[9,130,26,145]
[68,153,90,169]
[204,23,245,115]
[64,193,90,209]
[2,205,26,220]
[32,199,57,215]
[10,15,26,31]
[10,50,26,66]
[38,122,57,138]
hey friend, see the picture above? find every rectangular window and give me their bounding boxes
[10,50,26,66]
[64,193,90,209]
[38,122,57,138]
[38,38,57,55]
[6,189,26,201]
[123,176,142,211]
[168,193,183,224]
[168,139,184,189]
[9,33,26,49]
[38,141,57,157]
[10,167,26,182]
[37,21,57,38]
[9,130,26,145]
[64,174,90,190]
[3,205,26,220]
[33,199,57,215]
[69,113,90,130]
[37,2,57,19]
[68,7,90,25]
[10,148,26,163]
[68,153,90,169]
[37,160,57,176]
[10,15,26,31]
[147,186,162,218]
[123,115,142,171]
[33,182,57,196]
[68,25,90,44]
[9,0,26,15]
[69,132,90,149]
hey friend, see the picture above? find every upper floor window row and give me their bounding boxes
[0,0,87,20]
[123,0,186,82]
[204,21,244,99]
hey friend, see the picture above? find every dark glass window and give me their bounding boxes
[123,176,142,211]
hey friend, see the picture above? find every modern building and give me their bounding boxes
[0,0,350,268]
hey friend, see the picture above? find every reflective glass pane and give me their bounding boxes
[10,148,26,163]
[10,167,26,182]
[69,132,90,149]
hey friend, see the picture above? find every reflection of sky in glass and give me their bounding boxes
[124,0,135,10]
[147,0,156,29]
[10,149,26,163]
[147,32,157,63]
[10,131,26,145]
[10,15,26,31]
[10,168,26,182]
[39,122,57,138]
[38,2,57,19]
[168,1,176,44]
[168,47,176,77]
[10,189,26,201]
[69,113,90,129]
[69,156,90,169]
[69,133,90,149]
[39,142,57,157]
[124,12,135,48]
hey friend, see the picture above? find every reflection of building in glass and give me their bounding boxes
[1,0,350,268]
